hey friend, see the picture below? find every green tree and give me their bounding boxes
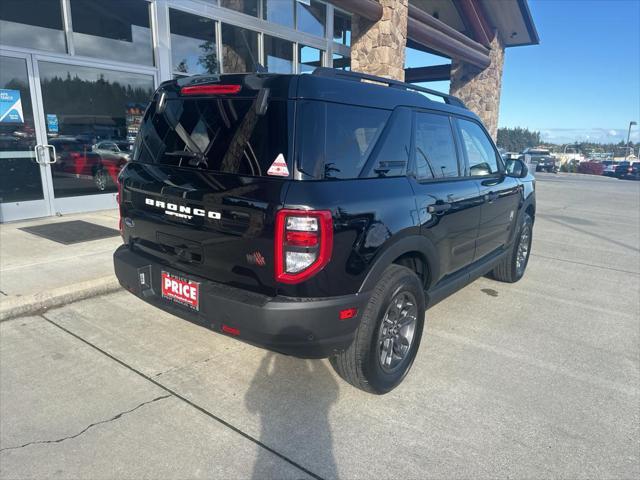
[497,127,541,153]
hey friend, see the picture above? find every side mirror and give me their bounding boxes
[505,158,528,178]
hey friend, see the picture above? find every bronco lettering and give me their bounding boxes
[144,197,221,220]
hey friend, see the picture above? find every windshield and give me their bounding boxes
[134,95,290,177]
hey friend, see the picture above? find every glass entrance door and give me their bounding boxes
[0,51,156,222]
[34,60,155,216]
[0,52,51,221]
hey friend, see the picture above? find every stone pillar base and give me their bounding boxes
[450,34,505,140]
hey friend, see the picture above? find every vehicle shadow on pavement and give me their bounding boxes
[245,348,339,480]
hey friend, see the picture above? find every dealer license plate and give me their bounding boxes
[161,271,199,311]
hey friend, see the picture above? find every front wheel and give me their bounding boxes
[491,212,533,283]
[330,264,425,394]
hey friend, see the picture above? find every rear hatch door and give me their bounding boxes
[120,76,295,295]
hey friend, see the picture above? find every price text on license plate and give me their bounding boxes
[161,271,199,311]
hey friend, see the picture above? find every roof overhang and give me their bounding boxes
[479,0,540,47]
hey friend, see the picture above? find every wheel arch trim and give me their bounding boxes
[359,235,440,293]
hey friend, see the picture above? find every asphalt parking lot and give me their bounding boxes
[1,173,638,479]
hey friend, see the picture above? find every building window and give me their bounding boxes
[169,9,217,75]
[0,0,66,53]
[70,0,153,66]
[332,53,350,71]
[333,10,351,46]
[262,0,294,28]
[264,35,293,73]
[221,24,259,73]
[296,0,326,38]
[221,0,259,18]
[299,45,323,73]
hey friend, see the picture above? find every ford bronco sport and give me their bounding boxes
[114,69,535,394]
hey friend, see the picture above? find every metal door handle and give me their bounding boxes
[427,203,451,214]
[34,144,46,164]
[33,144,57,164]
[44,144,57,164]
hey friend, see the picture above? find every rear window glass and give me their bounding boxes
[134,96,290,177]
[297,101,390,179]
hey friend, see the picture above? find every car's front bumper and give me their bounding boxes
[113,245,368,358]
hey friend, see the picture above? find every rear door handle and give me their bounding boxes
[427,203,451,214]
[485,191,499,203]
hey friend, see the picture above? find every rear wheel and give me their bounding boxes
[330,264,425,394]
[491,212,533,283]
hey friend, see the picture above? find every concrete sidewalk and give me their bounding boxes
[0,210,122,320]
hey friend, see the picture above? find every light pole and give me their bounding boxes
[625,121,637,161]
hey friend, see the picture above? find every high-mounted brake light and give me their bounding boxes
[180,84,241,96]
[275,209,333,284]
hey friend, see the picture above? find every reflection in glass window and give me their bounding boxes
[414,113,459,179]
[38,62,154,197]
[221,0,259,18]
[0,0,66,53]
[299,45,323,73]
[262,0,294,28]
[170,9,217,75]
[297,101,389,179]
[458,119,500,176]
[333,10,351,46]
[264,36,293,73]
[332,53,350,71]
[70,0,153,65]
[367,109,411,178]
[222,24,259,73]
[296,0,326,37]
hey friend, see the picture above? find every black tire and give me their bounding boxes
[491,212,533,283]
[330,264,425,394]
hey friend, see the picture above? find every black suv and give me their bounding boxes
[114,69,535,394]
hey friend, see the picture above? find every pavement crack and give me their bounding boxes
[0,394,171,453]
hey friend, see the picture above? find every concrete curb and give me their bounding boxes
[0,276,122,321]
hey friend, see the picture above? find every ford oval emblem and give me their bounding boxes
[124,217,135,228]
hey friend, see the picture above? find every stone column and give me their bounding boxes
[449,34,505,140]
[350,0,409,81]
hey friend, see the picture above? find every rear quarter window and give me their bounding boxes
[297,101,390,179]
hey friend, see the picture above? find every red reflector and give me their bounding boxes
[222,324,240,336]
[339,308,358,320]
[180,84,241,95]
[285,230,318,247]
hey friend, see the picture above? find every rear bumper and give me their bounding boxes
[113,245,368,358]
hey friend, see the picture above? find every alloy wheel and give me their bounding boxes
[377,290,418,373]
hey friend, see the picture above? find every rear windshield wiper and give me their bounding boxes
[164,150,208,168]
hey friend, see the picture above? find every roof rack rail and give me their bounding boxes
[312,67,466,108]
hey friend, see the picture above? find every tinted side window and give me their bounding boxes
[458,119,500,176]
[366,108,411,178]
[297,101,389,179]
[414,112,459,179]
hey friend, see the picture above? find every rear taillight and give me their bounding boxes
[180,84,241,96]
[275,209,333,284]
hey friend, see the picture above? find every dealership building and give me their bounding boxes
[0,0,538,222]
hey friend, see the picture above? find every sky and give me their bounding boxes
[405,0,640,145]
